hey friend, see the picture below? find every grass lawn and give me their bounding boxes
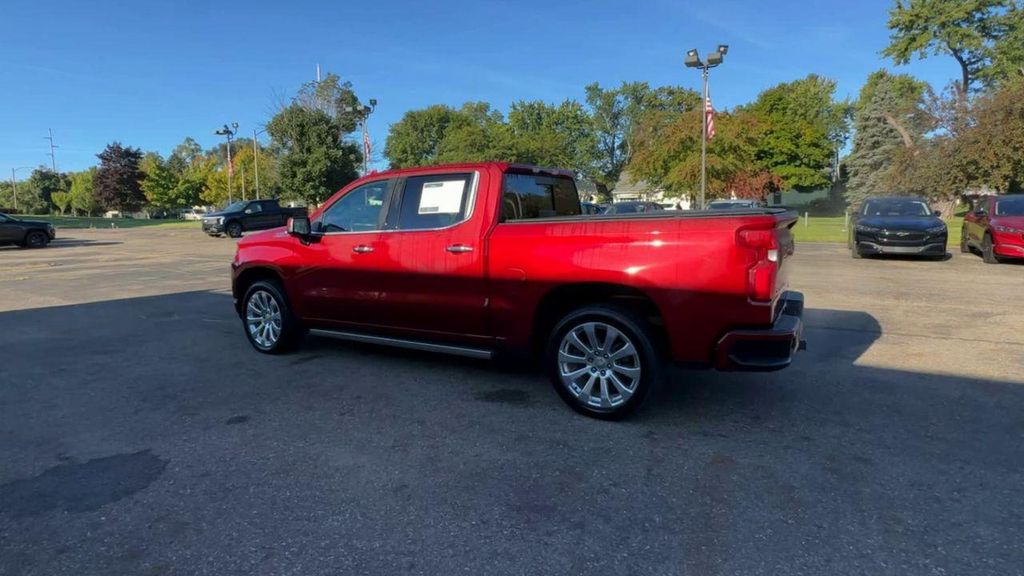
[9,215,199,230]
[791,214,964,246]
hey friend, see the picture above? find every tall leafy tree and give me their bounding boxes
[506,100,597,173]
[69,168,100,216]
[845,70,931,205]
[744,74,850,191]
[883,0,1024,96]
[385,105,473,168]
[94,143,145,212]
[267,104,360,204]
[585,82,700,194]
[26,169,68,214]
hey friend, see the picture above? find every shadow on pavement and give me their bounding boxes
[1,291,1022,575]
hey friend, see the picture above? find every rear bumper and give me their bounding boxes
[715,291,805,371]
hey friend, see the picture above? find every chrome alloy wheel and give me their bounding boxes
[558,321,642,409]
[246,290,282,349]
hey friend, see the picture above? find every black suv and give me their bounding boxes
[850,197,947,259]
[0,213,55,248]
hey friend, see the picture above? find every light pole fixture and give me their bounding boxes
[214,122,238,204]
[684,44,728,210]
[344,99,377,175]
[10,166,31,212]
[253,126,267,200]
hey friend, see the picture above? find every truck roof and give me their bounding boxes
[367,162,575,179]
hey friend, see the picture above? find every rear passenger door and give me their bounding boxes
[373,171,491,342]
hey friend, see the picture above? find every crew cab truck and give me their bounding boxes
[202,199,307,238]
[231,162,804,419]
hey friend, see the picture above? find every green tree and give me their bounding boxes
[385,105,472,168]
[585,82,700,194]
[167,137,204,174]
[26,169,68,214]
[267,104,360,204]
[95,142,146,212]
[744,74,850,191]
[294,72,363,134]
[883,0,1024,96]
[141,153,182,210]
[69,168,100,216]
[845,70,932,206]
[507,99,597,172]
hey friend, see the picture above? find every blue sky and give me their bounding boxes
[1,0,960,176]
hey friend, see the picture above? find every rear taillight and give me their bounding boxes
[738,228,779,302]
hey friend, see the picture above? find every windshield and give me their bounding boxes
[995,196,1024,216]
[863,199,932,217]
[221,201,248,213]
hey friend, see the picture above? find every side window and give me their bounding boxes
[245,203,262,214]
[395,173,473,231]
[318,180,390,233]
[501,173,582,221]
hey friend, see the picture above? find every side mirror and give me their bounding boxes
[287,216,310,237]
[933,210,942,217]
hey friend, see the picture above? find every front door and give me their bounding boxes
[373,171,490,344]
[289,179,395,328]
[0,215,19,243]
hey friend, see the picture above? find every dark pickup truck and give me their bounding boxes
[0,212,55,248]
[202,199,307,238]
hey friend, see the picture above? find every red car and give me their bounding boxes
[962,195,1024,263]
[231,163,804,419]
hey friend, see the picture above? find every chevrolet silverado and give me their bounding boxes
[231,163,804,419]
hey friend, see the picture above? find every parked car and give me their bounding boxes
[0,212,55,248]
[181,207,208,221]
[708,199,762,210]
[230,162,805,419]
[849,197,947,259]
[961,195,1024,264]
[602,201,663,215]
[581,202,605,215]
[202,199,307,238]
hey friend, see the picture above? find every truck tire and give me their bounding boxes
[241,279,303,354]
[24,231,49,248]
[226,221,243,238]
[545,304,662,420]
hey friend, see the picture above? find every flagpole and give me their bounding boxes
[700,66,709,210]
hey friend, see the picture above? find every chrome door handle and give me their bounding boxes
[446,244,474,253]
[353,245,374,253]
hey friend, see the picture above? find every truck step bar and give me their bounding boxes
[309,329,494,360]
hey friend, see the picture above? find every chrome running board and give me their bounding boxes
[309,329,494,360]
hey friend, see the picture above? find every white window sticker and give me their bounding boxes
[418,180,465,214]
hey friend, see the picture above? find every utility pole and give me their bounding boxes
[44,128,58,172]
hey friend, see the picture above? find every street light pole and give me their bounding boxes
[214,123,239,204]
[344,99,377,176]
[253,127,267,200]
[701,66,709,211]
[685,45,728,210]
[11,166,31,212]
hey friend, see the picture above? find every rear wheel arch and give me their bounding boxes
[531,283,668,361]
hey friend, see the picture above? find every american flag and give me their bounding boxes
[362,128,372,162]
[705,97,716,140]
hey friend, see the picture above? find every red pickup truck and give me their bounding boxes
[231,162,804,419]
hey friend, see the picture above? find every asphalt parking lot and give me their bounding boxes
[2,228,1022,575]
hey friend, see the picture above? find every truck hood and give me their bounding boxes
[11,218,51,227]
[857,216,944,230]
[203,210,233,218]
